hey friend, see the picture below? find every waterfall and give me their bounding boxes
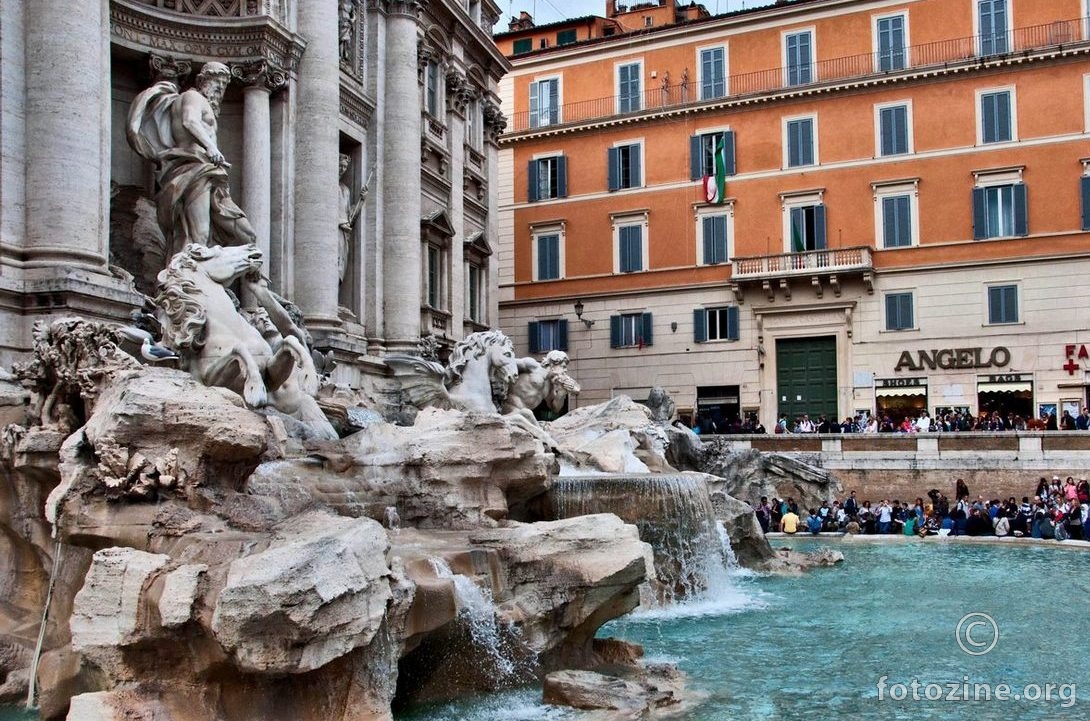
[550,474,727,603]
[427,558,517,678]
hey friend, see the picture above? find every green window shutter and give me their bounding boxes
[723,130,736,176]
[528,321,540,354]
[557,319,569,351]
[813,204,827,249]
[556,156,568,198]
[689,135,703,180]
[609,315,622,348]
[1012,183,1028,236]
[693,309,707,342]
[607,147,619,191]
[527,160,539,202]
[1081,176,1090,231]
[641,312,653,346]
[972,187,987,239]
[727,306,740,341]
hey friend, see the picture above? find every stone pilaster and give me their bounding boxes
[381,0,424,352]
[234,60,286,265]
[24,0,110,269]
[293,0,343,332]
[483,97,505,327]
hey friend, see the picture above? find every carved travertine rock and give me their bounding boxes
[71,548,171,650]
[159,564,207,628]
[211,511,397,673]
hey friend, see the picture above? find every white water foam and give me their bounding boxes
[629,521,774,621]
[428,558,517,677]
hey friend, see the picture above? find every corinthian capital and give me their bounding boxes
[381,0,424,17]
[231,59,288,93]
[149,54,192,84]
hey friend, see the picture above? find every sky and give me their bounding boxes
[496,0,772,28]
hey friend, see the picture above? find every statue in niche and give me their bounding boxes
[338,0,358,65]
[126,62,256,257]
[501,350,581,420]
[337,154,366,284]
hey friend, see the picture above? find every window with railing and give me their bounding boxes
[507,15,1088,134]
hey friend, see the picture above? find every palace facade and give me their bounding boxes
[0,0,509,385]
[496,0,1090,429]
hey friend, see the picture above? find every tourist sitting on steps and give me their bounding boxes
[806,510,823,535]
[780,508,800,534]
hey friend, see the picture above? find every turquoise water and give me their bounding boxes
[399,540,1090,720]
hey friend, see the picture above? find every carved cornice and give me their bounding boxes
[444,67,477,117]
[340,84,376,129]
[481,98,507,145]
[111,0,306,76]
[371,0,425,17]
[231,59,287,92]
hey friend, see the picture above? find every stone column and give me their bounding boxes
[381,0,424,353]
[293,0,343,332]
[234,61,285,264]
[23,0,110,269]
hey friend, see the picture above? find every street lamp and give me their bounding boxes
[574,300,595,328]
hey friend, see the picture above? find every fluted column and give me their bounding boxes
[23,0,110,269]
[381,0,424,352]
[235,61,285,264]
[293,0,343,331]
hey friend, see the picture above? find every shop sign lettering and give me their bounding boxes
[1063,344,1089,375]
[894,347,1010,372]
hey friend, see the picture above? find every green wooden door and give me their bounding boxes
[776,336,838,423]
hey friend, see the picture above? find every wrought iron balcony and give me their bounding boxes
[730,246,873,302]
[508,16,1090,134]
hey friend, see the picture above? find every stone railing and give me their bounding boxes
[731,246,872,281]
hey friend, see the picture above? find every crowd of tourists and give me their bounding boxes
[771,408,1083,435]
[758,476,1089,541]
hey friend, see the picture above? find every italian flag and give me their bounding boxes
[702,137,729,204]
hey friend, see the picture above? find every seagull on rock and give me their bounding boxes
[140,336,180,363]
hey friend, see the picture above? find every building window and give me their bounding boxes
[539,38,549,49]
[785,201,827,252]
[530,77,560,128]
[425,61,442,117]
[1080,175,1090,230]
[785,30,813,86]
[557,29,577,46]
[987,284,1018,324]
[689,130,736,180]
[466,263,484,323]
[617,61,642,113]
[873,180,919,249]
[972,183,1027,239]
[528,319,569,353]
[527,155,567,202]
[785,116,816,168]
[617,224,644,273]
[607,142,642,190]
[979,89,1013,144]
[877,103,910,156]
[465,98,484,150]
[876,14,906,71]
[610,312,653,348]
[885,291,914,331]
[694,306,739,342]
[881,195,912,248]
[700,214,730,264]
[426,244,444,308]
[533,231,562,281]
[700,46,727,100]
[978,0,1008,56]
[513,38,533,55]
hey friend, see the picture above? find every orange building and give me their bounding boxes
[497,0,1090,431]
